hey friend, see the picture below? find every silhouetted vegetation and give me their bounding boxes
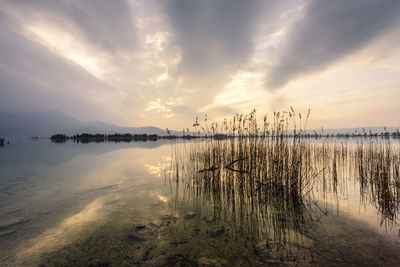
[51,133,159,143]
[165,109,400,263]
[50,122,400,145]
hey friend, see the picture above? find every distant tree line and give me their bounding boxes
[51,133,159,143]
[50,129,400,143]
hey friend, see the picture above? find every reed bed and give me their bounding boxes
[166,109,400,259]
[355,138,400,226]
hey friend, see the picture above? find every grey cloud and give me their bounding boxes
[0,14,124,122]
[268,0,400,89]
[162,0,271,76]
[4,0,136,53]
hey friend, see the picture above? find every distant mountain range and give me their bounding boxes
[0,108,398,138]
[0,109,169,138]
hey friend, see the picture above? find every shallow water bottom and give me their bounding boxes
[1,140,399,266]
[26,209,399,267]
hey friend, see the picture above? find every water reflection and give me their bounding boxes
[165,138,400,265]
[17,197,106,263]
[0,140,172,266]
[0,139,399,266]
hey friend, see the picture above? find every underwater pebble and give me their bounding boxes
[41,210,52,214]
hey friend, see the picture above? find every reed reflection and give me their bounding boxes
[167,127,400,263]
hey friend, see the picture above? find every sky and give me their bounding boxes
[1,0,400,130]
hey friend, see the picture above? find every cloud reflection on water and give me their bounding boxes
[17,197,106,263]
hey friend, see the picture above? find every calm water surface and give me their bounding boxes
[0,139,399,266]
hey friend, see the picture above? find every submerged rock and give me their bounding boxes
[7,208,23,214]
[161,215,172,220]
[0,217,29,230]
[128,224,158,242]
[161,214,179,221]
[0,229,15,237]
[203,217,215,224]
[41,210,52,215]
[184,212,196,219]
[208,226,224,238]
[136,224,146,229]
[129,232,148,242]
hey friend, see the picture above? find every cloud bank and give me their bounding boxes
[5,0,137,53]
[268,0,400,88]
[0,12,120,121]
[162,0,268,76]
[0,0,400,129]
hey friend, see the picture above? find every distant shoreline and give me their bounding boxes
[50,133,199,143]
[48,131,400,143]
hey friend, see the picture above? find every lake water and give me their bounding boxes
[0,139,399,266]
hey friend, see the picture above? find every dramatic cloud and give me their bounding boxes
[0,0,399,129]
[0,13,124,122]
[268,0,400,88]
[162,0,268,76]
[3,0,137,53]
